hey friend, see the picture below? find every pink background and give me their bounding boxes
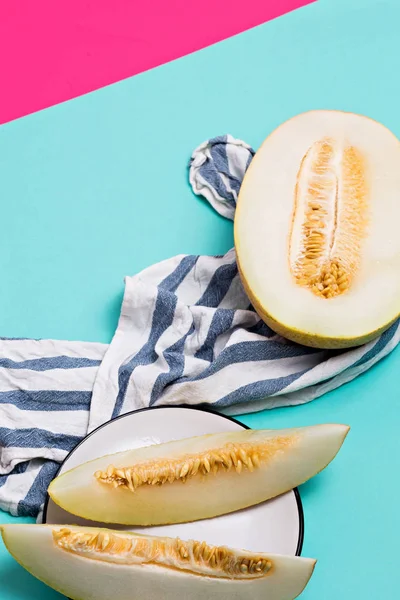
[0,0,314,124]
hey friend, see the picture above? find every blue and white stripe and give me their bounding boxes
[1,135,399,517]
[0,339,106,516]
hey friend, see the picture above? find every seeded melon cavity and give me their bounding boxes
[48,424,349,525]
[235,110,400,348]
[0,525,316,600]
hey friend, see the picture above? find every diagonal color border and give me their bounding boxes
[0,0,315,124]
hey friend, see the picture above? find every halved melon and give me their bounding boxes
[48,424,349,525]
[0,524,316,600]
[235,110,400,348]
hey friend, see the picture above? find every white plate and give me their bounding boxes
[44,406,304,556]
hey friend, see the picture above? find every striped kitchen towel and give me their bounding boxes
[1,134,399,518]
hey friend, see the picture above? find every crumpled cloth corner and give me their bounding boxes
[189,134,254,220]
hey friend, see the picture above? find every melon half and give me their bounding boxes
[235,110,400,348]
[48,424,349,525]
[0,524,316,600]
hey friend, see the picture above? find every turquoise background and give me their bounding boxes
[1,0,399,597]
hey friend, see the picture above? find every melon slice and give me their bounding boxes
[48,424,349,525]
[235,110,400,348]
[0,524,316,600]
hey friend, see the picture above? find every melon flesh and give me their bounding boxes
[0,524,316,600]
[235,110,400,348]
[48,424,349,525]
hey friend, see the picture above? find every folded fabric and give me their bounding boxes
[1,134,399,518]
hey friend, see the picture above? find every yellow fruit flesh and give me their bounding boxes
[94,435,294,493]
[290,138,368,299]
[53,527,272,579]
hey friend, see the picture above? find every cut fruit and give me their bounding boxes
[0,524,316,600]
[48,424,349,525]
[234,110,400,348]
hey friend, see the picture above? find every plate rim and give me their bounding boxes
[42,404,304,556]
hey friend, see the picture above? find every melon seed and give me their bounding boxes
[290,137,368,299]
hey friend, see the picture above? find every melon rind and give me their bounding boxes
[0,524,316,600]
[48,425,349,525]
[234,110,400,348]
